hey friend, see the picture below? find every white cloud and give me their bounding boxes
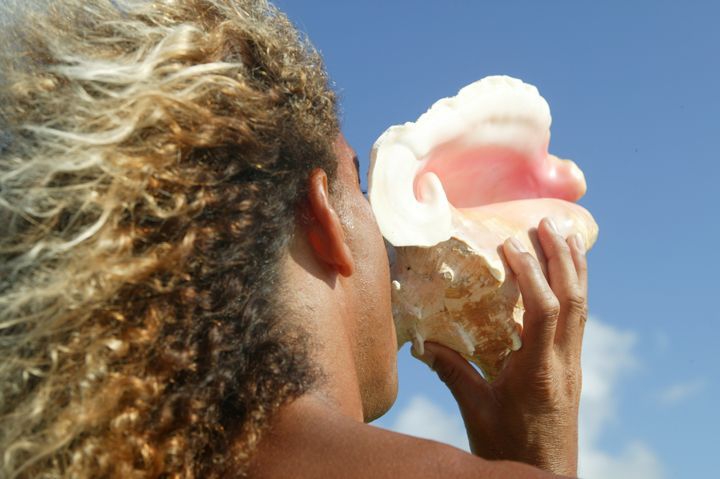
[578,318,666,479]
[658,378,707,406]
[578,318,637,445]
[386,395,469,451]
[376,318,665,479]
[580,441,666,479]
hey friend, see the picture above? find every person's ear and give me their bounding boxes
[305,168,355,277]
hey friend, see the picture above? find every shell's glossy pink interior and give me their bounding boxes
[415,143,585,208]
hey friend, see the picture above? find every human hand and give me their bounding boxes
[414,217,587,476]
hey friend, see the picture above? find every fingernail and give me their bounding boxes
[545,217,559,234]
[574,233,586,254]
[507,237,526,253]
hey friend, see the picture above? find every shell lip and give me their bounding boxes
[368,75,598,281]
[368,76,555,250]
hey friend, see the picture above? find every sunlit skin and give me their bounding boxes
[248,134,588,478]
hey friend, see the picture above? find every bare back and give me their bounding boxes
[248,396,563,479]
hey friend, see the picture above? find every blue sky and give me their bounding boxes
[275,1,719,477]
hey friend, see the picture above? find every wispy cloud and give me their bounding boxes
[385,395,469,451]
[578,318,665,479]
[579,441,666,479]
[658,378,707,406]
[375,317,665,479]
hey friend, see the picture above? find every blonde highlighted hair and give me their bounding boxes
[0,1,338,477]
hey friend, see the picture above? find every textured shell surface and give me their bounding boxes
[368,75,599,379]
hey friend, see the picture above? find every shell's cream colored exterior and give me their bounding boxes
[369,76,598,379]
[390,200,597,379]
[392,238,523,379]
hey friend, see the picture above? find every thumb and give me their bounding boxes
[413,341,492,407]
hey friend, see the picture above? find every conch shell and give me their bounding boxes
[368,76,598,380]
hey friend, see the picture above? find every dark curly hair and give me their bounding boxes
[0,0,339,477]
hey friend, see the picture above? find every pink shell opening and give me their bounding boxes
[415,142,587,209]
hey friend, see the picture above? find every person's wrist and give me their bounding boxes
[521,436,577,476]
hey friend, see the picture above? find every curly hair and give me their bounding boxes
[0,0,339,477]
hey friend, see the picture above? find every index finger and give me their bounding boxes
[502,237,560,360]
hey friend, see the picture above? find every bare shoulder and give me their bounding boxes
[248,399,559,479]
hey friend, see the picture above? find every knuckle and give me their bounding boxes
[539,295,561,321]
[565,293,588,317]
[530,368,560,400]
[436,364,463,389]
[565,366,582,389]
[562,367,582,399]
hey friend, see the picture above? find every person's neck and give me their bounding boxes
[306,309,365,422]
[281,242,366,423]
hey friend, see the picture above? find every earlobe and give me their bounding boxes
[306,169,355,277]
